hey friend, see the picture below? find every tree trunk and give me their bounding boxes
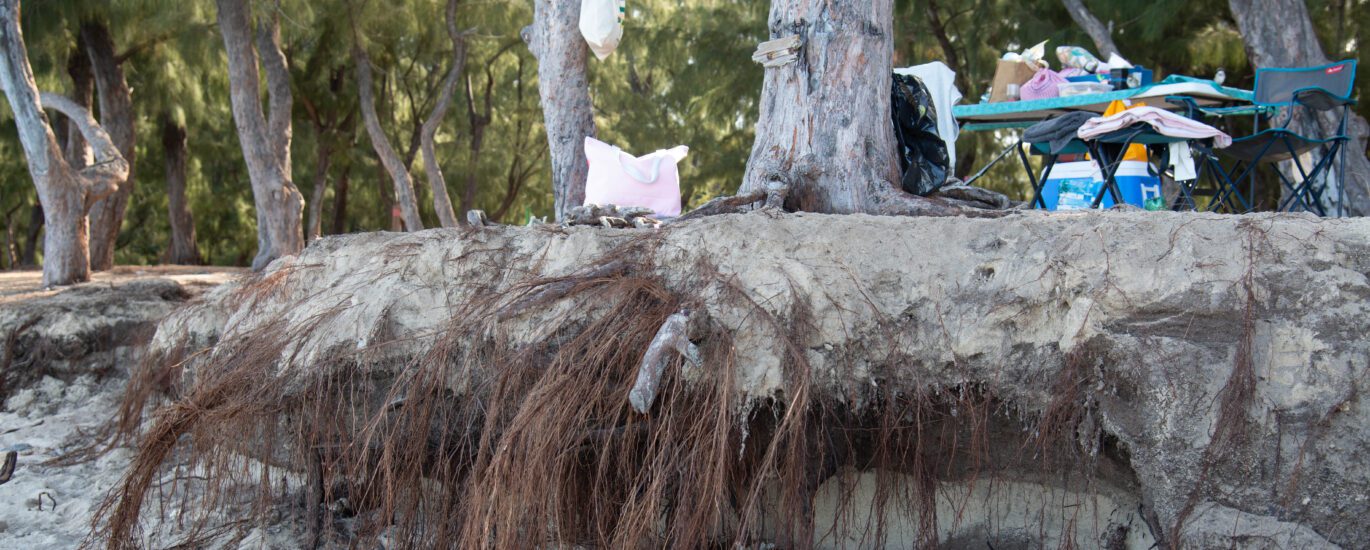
[162,116,199,265]
[215,0,305,270]
[2,203,20,269]
[64,36,93,168]
[464,72,492,219]
[0,0,128,286]
[1229,0,1370,216]
[741,0,955,217]
[1061,0,1120,59]
[307,139,332,241]
[332,166,350,235]
[82,20,137,271]
[21,202,40,267]
[524,0,595,222]
[353,43,425,232]
[418,0,466,228]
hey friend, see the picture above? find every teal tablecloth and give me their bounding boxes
[952,75,1254,125]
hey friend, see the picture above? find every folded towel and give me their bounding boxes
[1023,111,1097,154]
[1077,106,1231,148]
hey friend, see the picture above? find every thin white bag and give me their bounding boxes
[579,0,625,61]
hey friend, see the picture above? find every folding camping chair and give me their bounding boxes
[1178,61,1357,216]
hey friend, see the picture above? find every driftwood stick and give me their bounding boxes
[496,260,631,321]
[630,311,702,414]
[0,450,15,485]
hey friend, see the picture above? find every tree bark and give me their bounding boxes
[0,0,129,286]
[1,203,20,269]
[64,36,93,168]
[306,139,332,241]
[82,20,137,271]
[1061,0,1120,59]
[331,166,350,235]
[741,0,957,217]
[20,203,40,267]
[524,0,595,222]
[418,0,466,228]
[1229,0,1370,216]
[353,43,425,232]
[215,0,305,270]
[463,71,493,219]
[162,116,199,265]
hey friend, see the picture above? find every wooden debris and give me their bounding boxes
[565,204,662,230]
[466,209,490,227]
[630,311,703,414]
[752,35,802,68]
[495,260,631,321]
[0,450,15,485]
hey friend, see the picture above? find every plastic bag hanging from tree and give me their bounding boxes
[891,73,950,196]
[580,0,626,60]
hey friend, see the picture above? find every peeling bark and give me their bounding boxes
[742,0,953,216]
[82,20,137,271]
[525,0,596,222]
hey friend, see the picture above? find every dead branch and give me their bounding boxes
[630,311,702,414]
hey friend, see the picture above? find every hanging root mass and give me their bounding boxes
[92,244,1134,550]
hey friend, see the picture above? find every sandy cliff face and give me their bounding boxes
[129,211,1370,548]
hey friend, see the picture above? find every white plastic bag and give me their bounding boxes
[579,0,626,61]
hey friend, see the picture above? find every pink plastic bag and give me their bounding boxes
[1020,69,1068,100]
[584,137,689,217]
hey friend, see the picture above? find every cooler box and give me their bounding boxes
[1041,160,1163,210]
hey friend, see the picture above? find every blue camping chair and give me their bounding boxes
[1179,61,1358,216]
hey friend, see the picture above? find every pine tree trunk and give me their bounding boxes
[21,203,40,267]
[418,0,465,228]
[215,0,305,270]
[82,20,136,271]
[525,0,595,222]
[1061,0,1120,58]
[0,0,127,286]
[1229,0,1370,216]
[162,117,199,265]
[64,36,93,168]
[741,0,955,216]
[307,140,332,241]
[354,44,425,232]
[332,167,350,235]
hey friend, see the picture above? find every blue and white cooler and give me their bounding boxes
[1040,160,1163,210]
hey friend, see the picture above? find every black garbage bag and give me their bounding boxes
[891,73,950,196]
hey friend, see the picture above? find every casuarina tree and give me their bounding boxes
[524,0,595,222]
[215,0,305,270]
[740,0,960,216]
[0,0,130,286]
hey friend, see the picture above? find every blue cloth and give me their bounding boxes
[952,76,1253,120]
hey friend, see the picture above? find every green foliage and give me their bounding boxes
[0,0,1363,269]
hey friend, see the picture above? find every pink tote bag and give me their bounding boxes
[584,137,688,217]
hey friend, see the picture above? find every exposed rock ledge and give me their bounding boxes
[131,211,1370,549]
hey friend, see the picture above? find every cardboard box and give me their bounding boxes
[990,60,1040,103]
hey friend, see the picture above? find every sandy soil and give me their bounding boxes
[0,266,247,305]
[0,265,308,548]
